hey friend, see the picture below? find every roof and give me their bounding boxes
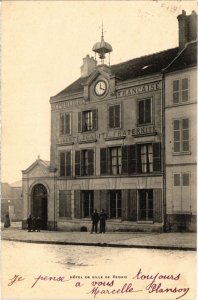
[54,47,179,97]
[163,41,197,72]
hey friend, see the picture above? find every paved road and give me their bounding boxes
[1,224,196,250]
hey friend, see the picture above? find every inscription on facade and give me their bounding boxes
[58,125,157,145]
[117,82,161,98]
[52,99,86,110]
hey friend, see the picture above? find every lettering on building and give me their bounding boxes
[116,82,161,98]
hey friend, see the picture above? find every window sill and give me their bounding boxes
[172,152,191,156]
[137,220,154,224]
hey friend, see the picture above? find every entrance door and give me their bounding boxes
[32,184,48,229]
[138,189,153,221]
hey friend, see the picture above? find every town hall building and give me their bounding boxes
[22,10,197,232]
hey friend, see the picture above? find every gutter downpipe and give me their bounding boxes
[162,70,167,232]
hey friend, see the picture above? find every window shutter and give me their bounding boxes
[65,113,71,134]
[145,99,151,123]
[60,152,66,176]
[138,101,144,124]
[65,191,71,217]
[74,190,81,218]
[60,114,64,135]
[78,112,82,132]
[153,143,161,172]
[100,148,107,175]
[121,190,128,220]
[122,146,128,174]
[94,190,101,212]
[153,189,162,222]
[92,109,98,130]
[128,145,137,174]
[80,151,84,176]
[59,191,66,217]
[109,106,114,128]
[128,190,137,221]
[88,149,94,175]
[100,190,108,215]
[75,151,81,176]
[136,145,142,173]
[115,105,120,128]
[66,151,72,176]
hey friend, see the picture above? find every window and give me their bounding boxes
[59,151,71,177]
[173,78,189,104]
[138,189,153,221]
[78,109,97,132]
[110,190,122,218]
[109,105,121,128]
[138,99,151,125]
[139,144,153,173]
[174,173,190,186]
[110,147,121,175]
[173,118,189,153]
[59,191,71,217]
[75,149,94,176]
[100,143,161,175]
[82,191,94,218]
[60,113,71,135]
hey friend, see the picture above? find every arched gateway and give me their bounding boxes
[31,184,48,229]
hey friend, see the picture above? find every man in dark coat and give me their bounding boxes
[90,209,100,234]
[32,216,37,232]
[36,216,42,232]
[99,209,107,233]
[27,215,32,232]
[4,213,11,228]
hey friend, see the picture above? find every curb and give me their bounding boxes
[2,238,196,251]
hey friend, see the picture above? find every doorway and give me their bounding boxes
[32,184,48,229]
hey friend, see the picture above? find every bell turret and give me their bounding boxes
[92,24,113,65]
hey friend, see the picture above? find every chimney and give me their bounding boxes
[188,10,197,42]
[177,10,197,51]
[80,55,97,77]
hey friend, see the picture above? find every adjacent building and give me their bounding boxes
[22,10,197,232]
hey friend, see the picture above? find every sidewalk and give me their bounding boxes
[1,224,196,250]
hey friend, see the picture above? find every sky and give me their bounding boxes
[1,0,197,184]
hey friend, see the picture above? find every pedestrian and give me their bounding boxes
[27,214,32,232]
[99,209,107,233]
[32,216,37,232]
[4,213,11,228]
[36,216,42,232]
[90,209,100,234]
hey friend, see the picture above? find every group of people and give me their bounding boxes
[26,215,42,232]
[91,209,107,234]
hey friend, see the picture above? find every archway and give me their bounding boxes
[32,184,48,229]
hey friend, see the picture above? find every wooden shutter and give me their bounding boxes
[109,106,114,128]
[145,99,151,123]
[128,145,137,174]
[115,105,120,128]
[122,146,128,174]
[153,143,161,172]
[138,100,144,124]
[75,150,81,176]
[65,191,71,217]
[66,151,71,176]
[88,149,94,175]
[121,190,128,220]
[65,113,71,134]
[78,112,82,132]
[60,152,65,176]
[100,148,107,175]
[136,145,142,173]
[100,190,108,215]
[153,189,162,222]
[60,114,64,135]
[92,109,98,130]
[74,190,81,218]
[59,191,66,217]
[94,190,101,212]
[128,190,137,221]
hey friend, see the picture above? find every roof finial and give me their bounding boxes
[101,21,104,40]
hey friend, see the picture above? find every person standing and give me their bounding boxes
[99,209,107,233]
[36,216,42,232]
[90,209,100,234]
[4,213,11,228]
[32,216,37,232]
[27,215,32,232]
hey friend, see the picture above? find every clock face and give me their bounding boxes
[94,80,107,96]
